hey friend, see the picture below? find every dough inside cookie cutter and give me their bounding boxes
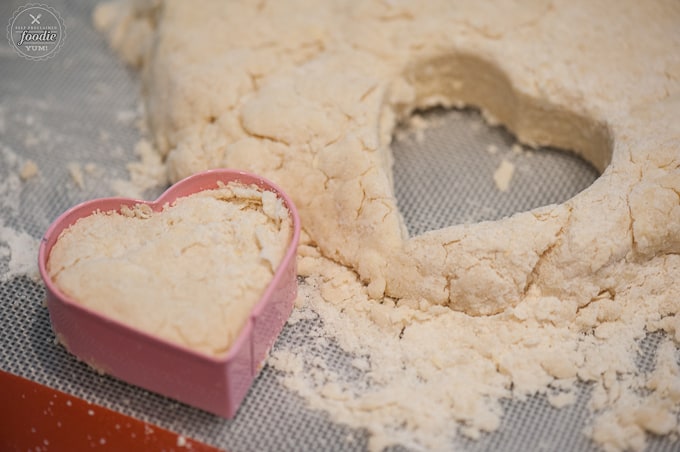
[38,169,301,418]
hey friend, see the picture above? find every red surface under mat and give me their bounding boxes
[0,370,224,451]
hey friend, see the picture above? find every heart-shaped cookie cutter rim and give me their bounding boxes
[38,168,301,417]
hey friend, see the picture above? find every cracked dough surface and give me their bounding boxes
[91,0,680,449]
[95,0,680,317]
[47,183,292,356]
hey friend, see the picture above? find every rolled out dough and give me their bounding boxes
[94,0,680,316]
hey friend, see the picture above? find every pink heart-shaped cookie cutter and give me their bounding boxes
[38,168,301,418]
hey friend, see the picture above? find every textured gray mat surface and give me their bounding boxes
[0,1,672,451]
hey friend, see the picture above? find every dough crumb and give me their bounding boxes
[394,113,435,143]
[493,158,515,192]
[19,160,39,180]
[84,162,98,174]
[548,391,576,408]
[67,162,84,189]
[408,114,428,143]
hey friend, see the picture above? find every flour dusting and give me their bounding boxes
[0,220,39,283]
[268,240,680,451]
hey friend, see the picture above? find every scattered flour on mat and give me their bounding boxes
[269,236,680,451]
[109,139,167,198]
[60,140,167,199]
[0,145,31,216]
[0,221,39,282]
[0,147,40,282]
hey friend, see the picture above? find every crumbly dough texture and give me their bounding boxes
[47,182,292,356]
[95,0,680,316]
[93,0,680,450]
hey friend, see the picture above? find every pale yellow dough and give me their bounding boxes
[94,0,680,316]
[47,182,292,356]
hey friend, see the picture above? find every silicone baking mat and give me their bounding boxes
[0,1,673,451]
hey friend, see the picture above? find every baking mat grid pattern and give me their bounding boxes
[0,1,672,451]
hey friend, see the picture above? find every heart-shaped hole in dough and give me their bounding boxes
[371,52,615,315]
[392,106,600,236]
